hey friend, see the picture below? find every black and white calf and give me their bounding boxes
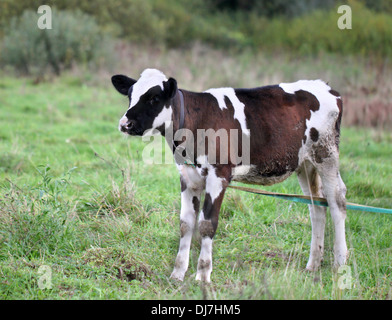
[111,68,347,282]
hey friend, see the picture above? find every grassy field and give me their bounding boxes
[0,51,391,300]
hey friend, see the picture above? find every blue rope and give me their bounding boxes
[229,185,392,215]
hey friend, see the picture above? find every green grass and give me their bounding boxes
[0,72,391,300]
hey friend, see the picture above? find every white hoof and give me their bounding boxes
[170,270,185,282]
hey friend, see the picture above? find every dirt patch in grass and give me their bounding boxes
[263,251,289,260]
[82,247,151,282]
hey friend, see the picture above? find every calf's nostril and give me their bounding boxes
[127,121,137,130]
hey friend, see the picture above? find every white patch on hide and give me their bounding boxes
[130,68,167,108]
[205,87,250,136]
[177,163,205,192]
[152,106,173,129]
[231,164,252,177]
[279,80,339,139]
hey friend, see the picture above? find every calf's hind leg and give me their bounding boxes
[318,161,348,269]
[297,162,327,271]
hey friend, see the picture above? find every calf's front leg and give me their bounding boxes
[196,168,229,282]
[170,176,201,281]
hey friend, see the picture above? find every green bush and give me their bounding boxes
[1,0,392,67]
[206,0,337,17]
[1,9,110,76]
[242,0,392,57]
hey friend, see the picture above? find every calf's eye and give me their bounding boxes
[149,96,160,105]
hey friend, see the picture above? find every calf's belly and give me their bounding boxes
[232,164,294,186]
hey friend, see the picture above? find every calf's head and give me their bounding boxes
[112,69,177,135]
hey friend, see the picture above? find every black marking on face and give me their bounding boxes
[124,85,168,135]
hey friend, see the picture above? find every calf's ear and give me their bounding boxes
[111,75,137,95]
[164,78,177,99]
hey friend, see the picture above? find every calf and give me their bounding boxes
[111,68,347,282]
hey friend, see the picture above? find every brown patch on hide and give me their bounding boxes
[310,127,319,142]
[313,145,330,164]
[199,220,215,238]
[180,220,190,238]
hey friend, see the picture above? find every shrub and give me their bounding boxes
[245,0,392,57]
[1,9,110,76]
[1,0,392,65]
[0,165,78,259]
[206,0,337,17]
